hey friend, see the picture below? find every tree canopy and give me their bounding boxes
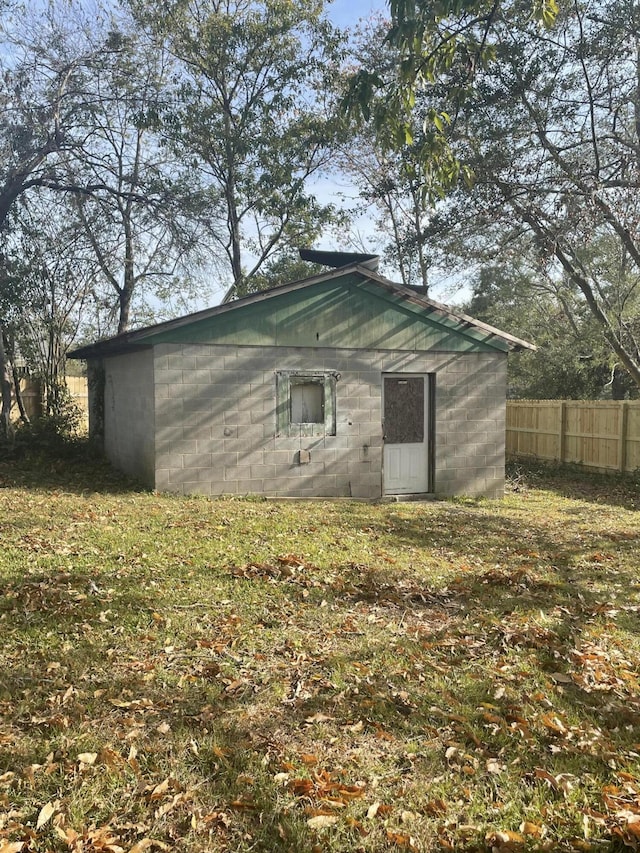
[346,0,640,393]
[134,0,348,297]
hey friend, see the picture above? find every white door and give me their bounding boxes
[383,375,430,494]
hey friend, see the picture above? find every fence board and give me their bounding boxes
[11,377,88,426]
[506,400,640,474]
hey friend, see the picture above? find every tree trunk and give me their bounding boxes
[117,221,135,334]
[0,323,14,441]
[4,330,29,424]
[11,366,30,424]
[221,91,244,298]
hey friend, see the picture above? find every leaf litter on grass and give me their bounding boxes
[1,458,640,851]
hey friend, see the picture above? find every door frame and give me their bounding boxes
[382,372,435,495]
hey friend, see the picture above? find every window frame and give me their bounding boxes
[276,370,337,437]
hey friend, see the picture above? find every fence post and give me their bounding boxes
[557,401,566,462]
[618,401,629,472]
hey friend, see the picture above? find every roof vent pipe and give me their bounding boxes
[299,249,380,272]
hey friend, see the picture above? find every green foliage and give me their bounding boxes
[399,1,640,391]
[464,265,638,399]
[237,253,327,296]
[136,0,349,293]
[343,0,557,200]
[8,385,86,459]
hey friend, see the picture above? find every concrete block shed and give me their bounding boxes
[69,254,534,499]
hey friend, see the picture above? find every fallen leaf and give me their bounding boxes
[550,672,573,684]
[345,816,368,836]
[148,778,171,800]
[0,843,25,853]
[127,841,154,853]
[534,768,560,791]
[56,827,80,845]
[78,752,98,765]
[288,778,315,796]
[486,829,525,849]
[386,830,417,849]
[424,798,448,816]
[367,802,381,819]
[305,712,334,724]
[307,815,338,828]
[541,713,568,735]
[520,821,543,837]
[36,800,57,830]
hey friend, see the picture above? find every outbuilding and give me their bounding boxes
[70,253,534,500]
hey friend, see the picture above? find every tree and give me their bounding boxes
[0,0,217,435]
[136,0,348,297]
[4,195,99,417]
[397,1,640,392]
[339,17,434,291]
[0,5,105,434]
[465,265,637,399]
[67,22,210,333]
[344,0,558,198]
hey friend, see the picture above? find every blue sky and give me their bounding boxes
[326,0,387,28]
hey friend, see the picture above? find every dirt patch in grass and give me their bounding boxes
[1,455,640,851]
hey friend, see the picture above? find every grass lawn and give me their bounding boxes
[1,454,640,852]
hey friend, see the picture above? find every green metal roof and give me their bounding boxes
[69,265,535,360]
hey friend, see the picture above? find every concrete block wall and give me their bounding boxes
[103,349,155,485]
[153,344,382,498]
[434,353,507,498]
[152,343,507,499]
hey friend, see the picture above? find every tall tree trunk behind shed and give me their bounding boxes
[0,323,14,441]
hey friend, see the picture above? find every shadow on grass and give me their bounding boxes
[507,458,640,510]
[1,452,640,850]
[0,442,144,496]
[0,574,321,851]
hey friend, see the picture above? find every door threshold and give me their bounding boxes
[381,492,436,503]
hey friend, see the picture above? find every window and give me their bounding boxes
[291,381,324,424]
[276,370,337,436]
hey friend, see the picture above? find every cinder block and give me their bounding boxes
[165,440,197,455]
[226,465,251,481]
[224,437,261,453]
[274,463,302,477]
[210,480,240,495]
[183,452,213,469]
[211,451,239,467]
[271,450,295,465]
[154,469,171,490]
[296,473,338,492]
[224,409,253,426]
[154,368,184,386]
[261,476,302,494]
[350,479,382,499]
[193,439,223,454]
[250,464,277,479]
[183,398,213,414]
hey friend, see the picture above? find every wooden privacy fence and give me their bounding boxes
[15,376,89,425]
[506,400,640,474]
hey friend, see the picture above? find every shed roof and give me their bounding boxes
[69,263,536,360]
